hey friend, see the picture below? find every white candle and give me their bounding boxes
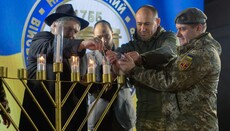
[102,56,110,74]
[88,58,95,74]
[103,64,110,74]
[88,66,94,74]
[38,63,45,71]
[71,56,79,73]
[37,55,46,71]
[56,34,61,63]
[71,64,79,73]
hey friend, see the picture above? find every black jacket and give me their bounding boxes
[0,80,10,114]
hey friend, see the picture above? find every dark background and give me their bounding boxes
[205,0,230,130]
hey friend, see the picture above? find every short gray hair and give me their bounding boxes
[55,16,80,25]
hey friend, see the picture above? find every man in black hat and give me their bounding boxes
[117,7,221,130]
[19,4,103,131]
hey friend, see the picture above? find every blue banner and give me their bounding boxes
[0,0,203,56]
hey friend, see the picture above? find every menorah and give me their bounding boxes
[0,23,125,131]
[0,60,125,131]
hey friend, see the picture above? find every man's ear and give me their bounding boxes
[196,24,203,32]
[156,18,161,27]
[51,22,57,28]
[50,22,57,33]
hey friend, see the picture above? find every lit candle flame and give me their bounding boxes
[89,58,94,66]
[37,54,46,71]
[88,58,95,74]
[71,56,76,63]
[39,56,45,64]
[71,56,80,73]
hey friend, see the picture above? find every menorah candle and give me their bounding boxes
[71,56,79,73]
[54,23,63,63]
[88,58,95,74]
[37,54,46,71]
[102,57,110,74]
[56,35,61,62]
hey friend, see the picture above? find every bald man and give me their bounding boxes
[118,8,221,130]
[106,5,179,130]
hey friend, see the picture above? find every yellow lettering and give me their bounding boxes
[46,0,58,7]
[31,17,41,27]
[29,25,39,31]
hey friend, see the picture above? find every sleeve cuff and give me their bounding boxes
[127,66,139,78]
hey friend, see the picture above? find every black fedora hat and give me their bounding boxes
[45,4,89,30]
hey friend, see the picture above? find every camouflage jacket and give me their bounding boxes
[0,80,10,114]
[128,32,221,130]
[117,27,179,130]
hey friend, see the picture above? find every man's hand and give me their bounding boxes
[106,50,123,75]
[117,53,136,74]
[106,50,119,64]
[0,113,11,128]
[78,37,103,51]
[126,51,143,65]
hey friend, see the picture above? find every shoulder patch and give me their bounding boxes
[178,54,193,71]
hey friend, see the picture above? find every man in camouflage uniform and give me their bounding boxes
[118,8,221,130]
[0,80,11,128]
[107,5,179,131]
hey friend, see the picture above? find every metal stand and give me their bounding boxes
[0,66,127,131]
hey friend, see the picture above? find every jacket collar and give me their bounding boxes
[177,32,209,54]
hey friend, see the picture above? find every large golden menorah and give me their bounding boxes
[0,64,125,131]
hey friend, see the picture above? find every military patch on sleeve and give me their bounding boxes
[178,54,193,71]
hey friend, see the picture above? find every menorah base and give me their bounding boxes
[71,72,80,82]
[87,73,96,83]
[36,71,46,80]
